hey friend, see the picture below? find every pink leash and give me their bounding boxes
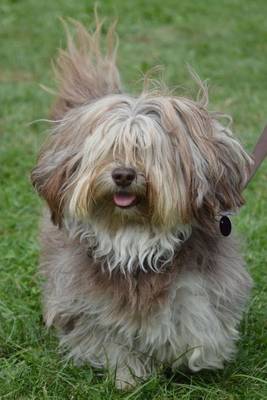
[246,124,267,186]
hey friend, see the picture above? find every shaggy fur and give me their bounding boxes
[32,20,253,389]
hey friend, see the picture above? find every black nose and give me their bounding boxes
[112,167,136,187]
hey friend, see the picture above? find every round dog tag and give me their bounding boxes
[219,216,232,236]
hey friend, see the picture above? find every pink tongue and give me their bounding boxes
[113,193,137,207]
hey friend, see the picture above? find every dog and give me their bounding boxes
[31,20,253,389]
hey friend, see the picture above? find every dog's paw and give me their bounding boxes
[115,368,137,391]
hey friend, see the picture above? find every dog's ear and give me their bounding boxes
[171,97,252,227]
[51,19,122,120]
[31,148,80,227]
[191,119,253,226]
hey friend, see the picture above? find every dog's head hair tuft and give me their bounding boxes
[52,18,121,120]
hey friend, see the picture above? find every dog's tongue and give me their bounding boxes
[113,193,137,207]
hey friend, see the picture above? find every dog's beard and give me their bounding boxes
[66,218,191,274]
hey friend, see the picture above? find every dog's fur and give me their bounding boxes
[32,20,253,389]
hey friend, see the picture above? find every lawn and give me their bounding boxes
[0,0,267,399]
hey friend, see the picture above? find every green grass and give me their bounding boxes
[1,0,267,399]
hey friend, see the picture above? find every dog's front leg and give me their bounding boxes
[101,341,154,390]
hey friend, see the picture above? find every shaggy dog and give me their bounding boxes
[31,20,253,389]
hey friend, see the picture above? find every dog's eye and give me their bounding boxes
[146,110,160,120]
[65,156,81,178]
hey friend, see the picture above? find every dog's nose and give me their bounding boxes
[112,167,136,187]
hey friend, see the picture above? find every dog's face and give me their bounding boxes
[31,22,252,234]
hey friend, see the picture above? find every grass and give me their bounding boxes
[0,0,267,398]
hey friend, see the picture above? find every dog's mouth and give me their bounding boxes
[113,191,138,208]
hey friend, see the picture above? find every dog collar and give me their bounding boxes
[219,215,232,236]
[219,123,267,236]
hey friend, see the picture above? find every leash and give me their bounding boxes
[246,123,267,187]
[220,124,267,236]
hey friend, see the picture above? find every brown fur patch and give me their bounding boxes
[88,261,178,315]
